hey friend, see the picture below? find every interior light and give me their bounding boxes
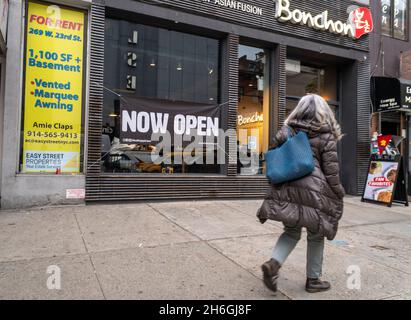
[109,113,118,117]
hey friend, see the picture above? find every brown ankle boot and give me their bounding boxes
[305,278,331,293]
[261,259,281,293]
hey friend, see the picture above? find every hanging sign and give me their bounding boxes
[275,0,373,39]
[22,1,86,173]
[401,79,411,110]
[371,77,402,113]
[120,97,220,145]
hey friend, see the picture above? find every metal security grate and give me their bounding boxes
[356,59,371,195]
[86,3,105,177]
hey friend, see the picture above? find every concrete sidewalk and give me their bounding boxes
[0,197,410,300]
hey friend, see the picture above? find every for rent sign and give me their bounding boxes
[22,1,86,173]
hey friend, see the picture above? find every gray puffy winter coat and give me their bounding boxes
[257,120,345,240]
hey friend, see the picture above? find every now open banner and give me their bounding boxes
[120,97,221,145]
[22,1,86,173]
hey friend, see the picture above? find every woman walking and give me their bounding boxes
[257,94,345,294]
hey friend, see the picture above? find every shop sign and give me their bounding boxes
[202,0,263,16]
[401,79,411,110]
[275,0,373,39]
[121,97,220,144]
[22,1,86,173]
[238,112,263,126]
[371,77,402,113]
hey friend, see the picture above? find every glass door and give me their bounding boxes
[286,61,340,122]
[238,44,270,176]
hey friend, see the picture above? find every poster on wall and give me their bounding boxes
[120,97,220,145]
[362,160,399,205]
[22,1,86,173]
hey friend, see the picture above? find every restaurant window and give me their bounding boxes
[237,45,270,176]
[381,0,409,40]
[286,59,339,120]
[102,19,221,174]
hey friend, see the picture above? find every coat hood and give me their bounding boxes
[287,119,333,138]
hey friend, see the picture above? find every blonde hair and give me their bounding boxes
[285,94,343,140]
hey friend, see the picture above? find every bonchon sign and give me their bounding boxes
[275,0,373,39]
[121,97,220,145]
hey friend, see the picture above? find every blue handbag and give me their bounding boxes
[265,127,315,184]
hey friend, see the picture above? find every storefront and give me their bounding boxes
[371,76,411,195]
[0,0,374,208]
[84,0,372,202]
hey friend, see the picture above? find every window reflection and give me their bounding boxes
[382,0,392,36]
[237,45,269,175]
[102,19,221,174]
[286,59,339,119]
[381,0,409,40]
[394,0,408,40]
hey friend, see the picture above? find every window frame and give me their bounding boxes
[237,43,271,176]
[381,0,409,41]
[101,17,224,176]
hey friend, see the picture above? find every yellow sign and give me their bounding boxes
[22,1,85,173]
[238,112,264,126]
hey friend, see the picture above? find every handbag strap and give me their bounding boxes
[286,126,296,141]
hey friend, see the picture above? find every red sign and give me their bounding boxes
[349,7,374,39]
[368,177,393,188]
[378,135,392,155]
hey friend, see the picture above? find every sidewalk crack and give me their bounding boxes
[73,213,107,300]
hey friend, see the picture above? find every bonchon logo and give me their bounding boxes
[348,7,374,39]
[275,0,373,39]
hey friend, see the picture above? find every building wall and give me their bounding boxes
[369,1,411,196]
[0,57,4,199]
[370,1,411,77]
[400,50,411,79]
[0,0,91,209]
